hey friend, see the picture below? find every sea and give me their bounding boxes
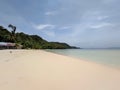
[46,49,120,68]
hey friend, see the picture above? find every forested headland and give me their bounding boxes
[0,25,78,49]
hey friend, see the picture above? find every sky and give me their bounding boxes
[0,0,120,48]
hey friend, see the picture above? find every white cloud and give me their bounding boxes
[43,31,55,37]
[45,11,57,16]
[90,22,112,29]
[33,24,55,30]
[32,24,56,37]
[97,16,109,20]
[60,26,71,30]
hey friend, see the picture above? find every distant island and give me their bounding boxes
[0,25,79,49]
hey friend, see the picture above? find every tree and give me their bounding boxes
[8,24,16,43]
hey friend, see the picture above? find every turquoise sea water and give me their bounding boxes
[46,49,120,68]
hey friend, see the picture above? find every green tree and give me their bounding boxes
[8,24,16,43]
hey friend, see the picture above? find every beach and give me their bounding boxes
[0,50,120,90]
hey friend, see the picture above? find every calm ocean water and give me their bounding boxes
[46,49,120,68]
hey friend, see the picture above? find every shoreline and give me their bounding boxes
[45,49,120,70]
[0,50,120,90]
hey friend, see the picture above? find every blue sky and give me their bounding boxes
[0,0,120,48]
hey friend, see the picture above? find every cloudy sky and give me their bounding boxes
[0,0,120,48]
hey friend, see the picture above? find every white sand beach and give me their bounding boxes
[0,50,120,90]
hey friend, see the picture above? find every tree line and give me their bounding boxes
[0,25,78,49]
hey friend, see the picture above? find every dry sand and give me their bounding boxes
[0,50,120,90]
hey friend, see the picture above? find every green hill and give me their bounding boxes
[0,25,78,49]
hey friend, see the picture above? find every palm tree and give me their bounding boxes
[8,24,16,43]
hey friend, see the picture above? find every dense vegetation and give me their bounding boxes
[0,25,78,49]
